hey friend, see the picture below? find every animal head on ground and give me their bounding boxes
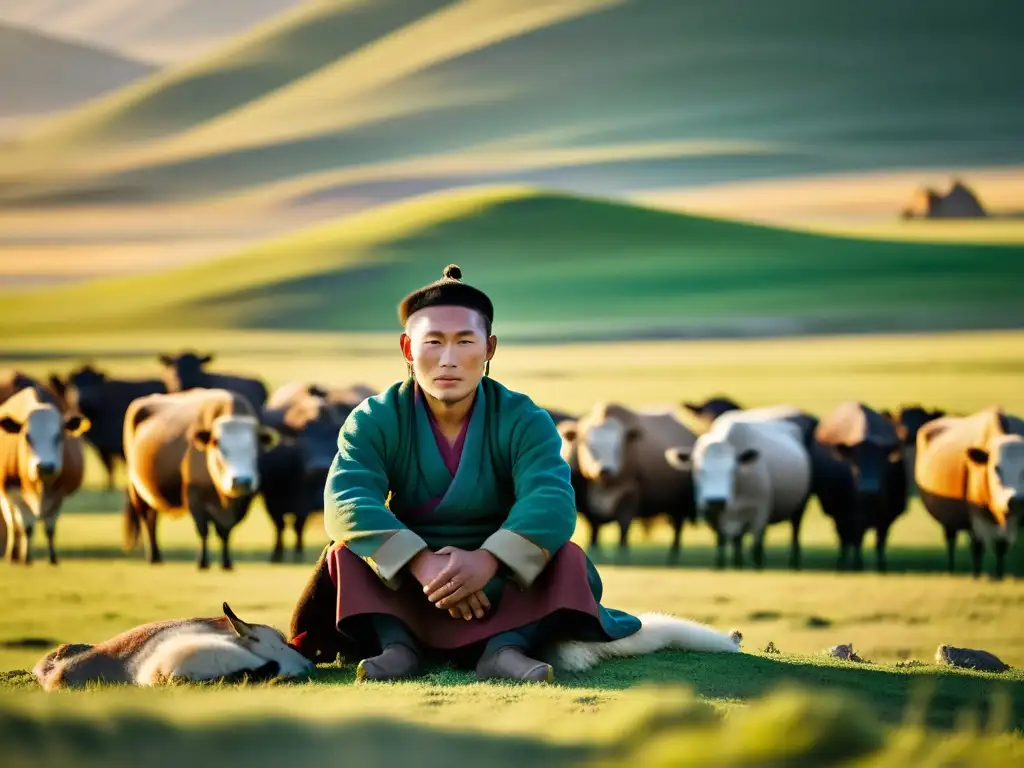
[188,415,280,497]
[967,435,1024,528]
[0,391,90,482]
[221,602,314,677]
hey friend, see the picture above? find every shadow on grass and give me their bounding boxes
[313,652,1024,732]
[0,705,592,768]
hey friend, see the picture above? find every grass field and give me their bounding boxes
[3,328,1024,764]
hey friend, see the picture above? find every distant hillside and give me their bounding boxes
[0,23,155,118]
[0,1,305,63]
[3,0,1021,205]
[2,189,1022,342]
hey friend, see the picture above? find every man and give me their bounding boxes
[288,264,641,683]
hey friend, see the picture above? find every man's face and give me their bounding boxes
[401,306,496,405]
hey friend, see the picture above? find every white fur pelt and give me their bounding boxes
[541,612,742,673]
[134,630,273,686]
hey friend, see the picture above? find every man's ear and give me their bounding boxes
[399,333,414,364]
[486,335,498,360]
[189,426,213,451]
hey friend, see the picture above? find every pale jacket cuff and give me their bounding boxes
[481,529,549,588]
[366,529,427,589]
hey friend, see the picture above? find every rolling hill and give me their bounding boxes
[0,0,305,63]
[2,0,1022,206]
[0,23,155,119]
[2,188,1022,342]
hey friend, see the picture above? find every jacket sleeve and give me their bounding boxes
[323,402,426,589]
[480,405,577,588]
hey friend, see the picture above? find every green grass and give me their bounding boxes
[3,0,1021,203]
[2,189,1023,341]
[3,328,1024,765]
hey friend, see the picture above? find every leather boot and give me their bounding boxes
[476,646,554,683]
[356,643,422,682]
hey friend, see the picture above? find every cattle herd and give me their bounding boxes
[0,354,1021,580]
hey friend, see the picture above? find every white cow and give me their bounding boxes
[666,417,812,569]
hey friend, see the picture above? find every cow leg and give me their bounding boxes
[190,508,211,570]
[100,452,117,492]
[993,540,1008,581]
[0,495,13,562]
[752,529,766,571]
[668,513,684,564]
[944,527,957,574]
[589,521,601,551]
[20,516,34,566]
[270,512,285,564]
[789,507,806,571]
[617,516,631,552]
[293,513,307,562]
[874,523,892,574]
[715,530,727,569]
[44,516,59,566]
[969,535,984,579]
[215,522,233,571]
[731,535,744,569]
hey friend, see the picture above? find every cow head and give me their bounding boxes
[831,439,900,496]
[967,435,1024,528]
[189,415,279,497]
[284,400,346,482]
[65,365,108,414]
[576,416,641,486]
[556,420,579,467]
[666,438,759,520]
[159,352,214,392]
[0,406,90,483]
[222,602,313,677]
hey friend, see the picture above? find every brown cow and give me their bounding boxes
[123,389,280,570]
[0,387,89,565]
[560,402,697,558]
[0,370,65,409]
[915,407,1024,579]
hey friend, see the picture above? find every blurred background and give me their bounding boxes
[1,1,1023,765]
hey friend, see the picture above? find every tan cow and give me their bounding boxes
[123,389,280,570]
[915,407,1024,579]
[665,418,812,570]
[561,403,696,558]
[0,387,89,565]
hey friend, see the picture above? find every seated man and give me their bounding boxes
[288,264,641,682]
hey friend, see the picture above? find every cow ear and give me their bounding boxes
[190,427,213,451]
[258,426,281,451]
[558,423,578,442]
[200,354,214,365]
[48,374,66,396]
[64,414,91,437]
[158,354,174,366]
[664,447,692,470]
[222,602,256,640]
[0,417,22,434]
[966,447,990,466]
[737,448,760,465]
[307,384,327,398]
[681,401,701,415]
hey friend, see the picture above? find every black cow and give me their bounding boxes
[259,387,352,562]
[814,401,908,572]
[49,365,166,490]
[158,352,268,411]
[682,396,742,427]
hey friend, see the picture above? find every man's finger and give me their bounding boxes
[449,607,460,619]
[475,591,491,611]
[457,599,473,621]
[427,575,465,603]
[425,563,461,595]
[435,584,474,610]
[435,546,455,556]
[467,593,485,619]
